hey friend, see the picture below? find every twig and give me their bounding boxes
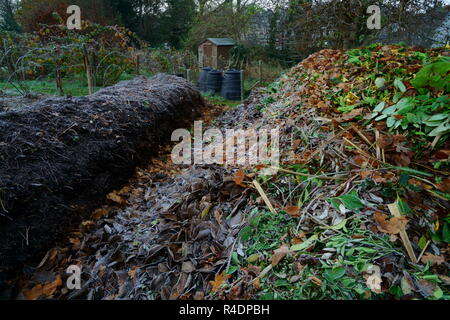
[342,137,372,158]
[375,129,381,160]
[271,166,346,180]
[350,124,372,147]
[417,240,431,263]
[431,134,442,150]
[252,180,277,215]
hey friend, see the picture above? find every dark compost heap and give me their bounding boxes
[0,75,205,282]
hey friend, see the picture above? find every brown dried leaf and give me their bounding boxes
[106,191,126,205]
[23,285,43,300]
[271,244,293,267]
[233,169,246,187]
[374,211,408,234]
[92,208,110,220]
[210,271,231,293]
[437,178,450,193]
[335,108,363,123]
[42,274,62,297]
[416,279,436,298]
[421,253,445,266]
[284,206,301,217]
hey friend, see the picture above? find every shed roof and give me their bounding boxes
[203,38,236,46]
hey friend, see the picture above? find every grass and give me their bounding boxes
[201,93,242,108]
[1,73,246,110]
[0,73,146,97]
[0,79,99,96]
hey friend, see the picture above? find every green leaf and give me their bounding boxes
[387,117,396,128]
[240,226,253,241]
[389,165,434,177]
[428,122,450,137]
[226,265,238,275]
[427,114,448,122]
[324,267,346,282]
[375,77,385,89]
[442,222,450,244]
[375,114,388,121]
[434,286,444,299]
[331,191,365,210]
[373,101,385,112]
[397,198,413,215]
[394,79,407,93]
[383,105,398,115]
[291,234,318,251]
[411,62,450,92]
[418,236,428,250]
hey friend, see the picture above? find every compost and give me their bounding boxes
[0,74,206,286]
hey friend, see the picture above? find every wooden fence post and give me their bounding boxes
[136,53,141,75]
[82,44,93,95]
[240,69,244,103]
[258,60,262,83]
[56,69,64,96]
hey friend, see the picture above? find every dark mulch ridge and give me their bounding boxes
[0,74,206,285]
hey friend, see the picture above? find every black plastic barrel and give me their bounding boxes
[206,69,223,94]
[198,67,212,92]
[221,69,241,101]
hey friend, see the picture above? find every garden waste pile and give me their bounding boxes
[13,44,450,300]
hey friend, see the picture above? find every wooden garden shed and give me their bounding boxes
[198,38,236,69]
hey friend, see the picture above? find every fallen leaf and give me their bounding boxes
[377,134,393,149]
[42,275,62,296]
[433,149,450,160]
[181,261,196,273]
[284,206,301,217]
[400,272,416,295]
[210,271,231,293]
[92,208,110,220]
[374,211,408,234]
[415,279,436,298]
[23,285,43,300]
[335,108,363,122]
[233,169,246,187]
[128,267,139,279]
[437,178,450,193]
[107,191,126,205]
[271,244,293,267]
[310,276,322,286]
[193,291,205,300]
[421,253,445,266]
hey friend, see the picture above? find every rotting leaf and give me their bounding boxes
[42,274,62,297]
[415,279,437,298]
[23,285,43,300]
[271,244,293,267]
[421,253,445,266]
[373,211,408,234]
[106,191,126,205]
[234,169,246,187]
[284,206,301,217]
[210,271,231,293]
[92,208,110,220]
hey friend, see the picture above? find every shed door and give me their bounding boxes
[203,43,213,68]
